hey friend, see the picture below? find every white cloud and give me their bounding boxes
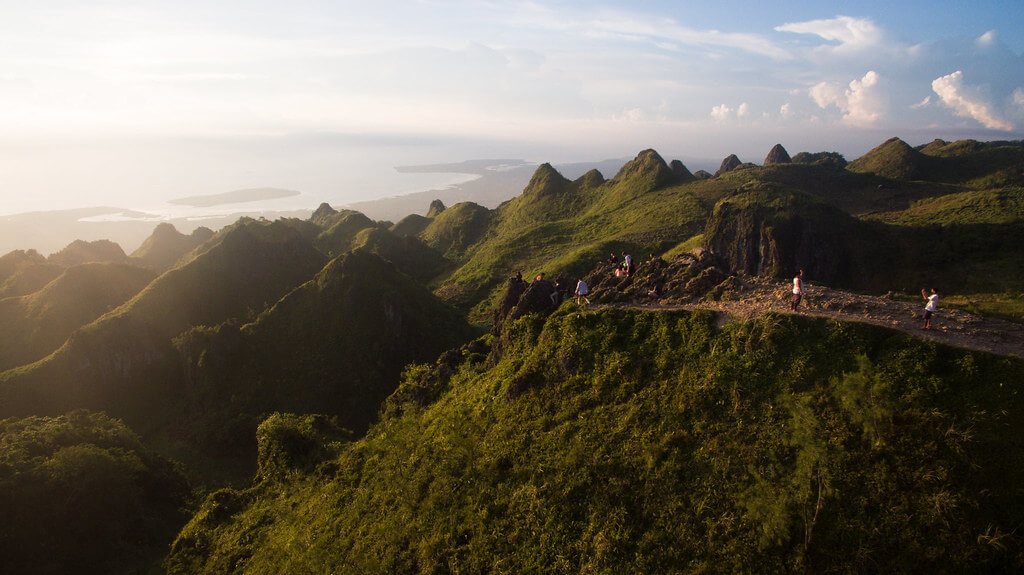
[808,70,887,127]
[932,70,1014,131]
[775,16,884,52]
[1014,88,1024,109]
[737,102,749,118]
[711,104,733,121]
[911,96,932,109]
[976,30,998,47]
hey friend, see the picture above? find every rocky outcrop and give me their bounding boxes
[669,159,695,181]
[427,199,447,218]
[693,170,713,180]
[763,144,792,165]
[715,154,743,176]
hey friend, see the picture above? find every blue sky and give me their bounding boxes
[0,0,1022,213]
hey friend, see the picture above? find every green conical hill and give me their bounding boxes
[419,201,492,260]
[350,227,450,283]
[48,239,129,267]
[390,213,432,238]
[131,223,212,271]
[310,202,340,228]
[169,308,1024,573]
[0,262,156,371]
[315,211,381,256]
[847,137,935,181]
[172,249,476,452]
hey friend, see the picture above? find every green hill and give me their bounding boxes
[0,249,63,298]
[0,218,327,424]
[419,201,492,260]
[48,238,129,267]
[168,308,1024,573]
[131,222,214,271]
[169,250,477,460]
[0,262,156,371]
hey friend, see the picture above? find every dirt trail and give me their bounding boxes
[601,276,1024,359]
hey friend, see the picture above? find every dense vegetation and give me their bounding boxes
[0,411,190,574]
[168,308,1024,572]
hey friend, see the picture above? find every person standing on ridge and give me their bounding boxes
[922,288,939,329]
[575,278,590,306]
[791,269,804,312]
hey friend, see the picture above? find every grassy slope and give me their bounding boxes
[167,250,478,465]
[0,219,327,424]
[168,308,1024,573]
[0,262,156,371]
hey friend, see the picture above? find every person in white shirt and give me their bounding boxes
[575,279,590,306]
[790,270,804,311]
[922,288,939,330]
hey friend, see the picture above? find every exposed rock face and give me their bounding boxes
[427,199,447,218]
[763,144,792,165]
[702,192,866,287]
[491,277,530,335]
[669,159,694,181]
[715,154,743,176]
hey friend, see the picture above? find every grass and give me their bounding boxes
[168,308,1024,573]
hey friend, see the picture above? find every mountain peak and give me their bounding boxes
[715,154,743,176]
[847,136,929,180]
[523,163,571,197]
[612,149,675,187]
[764,144,792,165]
[311,203,340,228]
[669,159,694,181]
[427,199,447,218]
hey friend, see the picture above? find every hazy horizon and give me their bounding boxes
[1,1,1022,219]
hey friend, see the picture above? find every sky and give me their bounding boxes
[1,0,1023,215]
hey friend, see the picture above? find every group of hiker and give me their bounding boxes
[791,268,940,329]
[520,258,942,329]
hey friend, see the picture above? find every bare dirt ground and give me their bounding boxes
[606,276,1024,359]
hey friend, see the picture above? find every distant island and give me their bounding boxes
[169,187,301,208]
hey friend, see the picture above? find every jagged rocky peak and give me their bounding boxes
[763,144,792,165]
[427,199,447,218]
[311,203,339,227]
[613,149,675,186]
[715,154,743,176]
[669,159,694,181]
